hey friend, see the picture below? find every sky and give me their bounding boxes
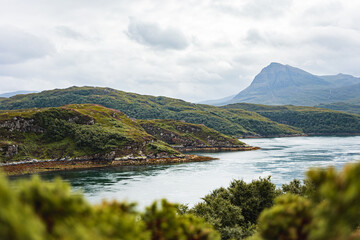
[1,0,360,102]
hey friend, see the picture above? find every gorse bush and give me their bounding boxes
[0,173,219,240]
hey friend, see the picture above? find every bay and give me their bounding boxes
[37,136,360,208]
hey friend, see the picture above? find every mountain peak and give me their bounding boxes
[267,62,285,67]
[249,63,328,90]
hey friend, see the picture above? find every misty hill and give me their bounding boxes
[0,86,301,137]
[222,103,360,135]
[0,91,37,98]
[212,63,360,107]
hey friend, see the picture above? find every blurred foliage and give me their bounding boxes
[250,162,360,240]
[0,172,219,240]
[190,177,279,240]
[3,157,360,240]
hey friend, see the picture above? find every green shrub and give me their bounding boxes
[0,172,219,240]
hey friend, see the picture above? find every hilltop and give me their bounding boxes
[0,86,301,137]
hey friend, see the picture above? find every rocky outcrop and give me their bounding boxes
[0,117,44,133]
[0,144,19,158]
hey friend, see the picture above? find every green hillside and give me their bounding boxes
[137,119,244,147]
[222,103,360,134]
[316,102,360,115]
[0,86,301,137]
[0,104,179,162]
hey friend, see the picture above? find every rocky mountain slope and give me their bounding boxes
[207,62,360,107]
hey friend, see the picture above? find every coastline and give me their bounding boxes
[239,133,360,138]
[176,145,260,152]
[1,154,218,176]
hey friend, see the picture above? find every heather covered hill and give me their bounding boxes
[0,104,179,162]
[222,103,360,135]
[0,86,301,137]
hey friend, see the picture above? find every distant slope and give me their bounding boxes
[0,86,301,137]
[0,104,179,162]
[198,94,236,106]
[222,103,360,135]
[0,90,37,98]
[203,62,360,107]
[316,102,360,115]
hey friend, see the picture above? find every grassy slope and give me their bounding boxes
[0,86,300,137]
[316,102,360,115]
[137,119,245,147]
[0,104,178,162]
[222,103,360,134]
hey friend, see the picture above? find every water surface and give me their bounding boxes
[37,136,360,207]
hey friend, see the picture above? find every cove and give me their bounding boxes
[34,136,360,208]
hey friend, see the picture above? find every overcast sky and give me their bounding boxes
[1,0,360,102]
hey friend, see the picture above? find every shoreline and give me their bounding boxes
[176,145,260,152]
[239,133,360,139]
[1,155,218,176]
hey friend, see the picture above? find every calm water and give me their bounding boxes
[36,136,360,208]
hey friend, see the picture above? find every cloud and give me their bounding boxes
[56,26,86,40]
[126,18,189,50]
[1,1,360,102]
[0,26,55,65]
[240,0,293,18]
[212,0,293,19]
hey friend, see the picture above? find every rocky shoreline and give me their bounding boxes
[239,133,307,138]
[175,145,260,152]
[1,154,217,176]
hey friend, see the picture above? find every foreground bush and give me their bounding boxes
[190,177,280,240]
[250,162,360,240]
[0,173,220,240]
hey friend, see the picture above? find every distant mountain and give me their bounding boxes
[198,94,236,105]
[205,63,360,107]
[0,90,37,98]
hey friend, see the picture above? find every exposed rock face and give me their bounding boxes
[0,144,19,158]
[0,117,44,133]
[5,145,18,157]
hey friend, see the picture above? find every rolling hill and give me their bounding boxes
[0,86,301,137]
